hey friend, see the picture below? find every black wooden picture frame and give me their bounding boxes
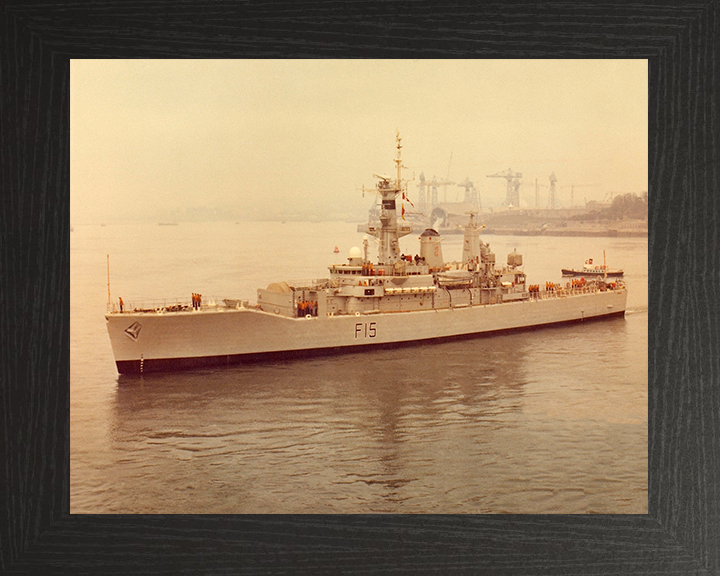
[2,2,718,574]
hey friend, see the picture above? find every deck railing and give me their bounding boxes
[108,295,226,313]
[107,281,624,313]
[529,284,622,301]
[285,278,331,290]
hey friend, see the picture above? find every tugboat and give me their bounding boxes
[106,133,628,374]
[562,252,624,278]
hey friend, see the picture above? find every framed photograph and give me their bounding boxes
[3,3,717,574]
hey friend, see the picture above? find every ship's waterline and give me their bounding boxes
[108,293,626,374]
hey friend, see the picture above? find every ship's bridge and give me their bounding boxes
[328,264,364,276]
[361,221,413,237]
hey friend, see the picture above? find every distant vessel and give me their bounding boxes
[106,134,627,374]
[333,246,340,253]
[562,253,624,278]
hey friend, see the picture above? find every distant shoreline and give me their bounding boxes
[482,228,647,238]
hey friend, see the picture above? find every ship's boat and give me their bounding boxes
[561,254,624,278]
[106,134,628,374]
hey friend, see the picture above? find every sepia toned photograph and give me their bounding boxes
[71,59,647,514]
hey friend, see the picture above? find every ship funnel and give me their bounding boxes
[419,228,443,271]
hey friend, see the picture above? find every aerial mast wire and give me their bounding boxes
[107,254,111,311]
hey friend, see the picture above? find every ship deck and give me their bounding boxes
[107,284,624,318]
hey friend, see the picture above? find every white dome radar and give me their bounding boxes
[348,246,363,266]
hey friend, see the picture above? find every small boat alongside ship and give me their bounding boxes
[561,253,624,278]
[105,134,628,375]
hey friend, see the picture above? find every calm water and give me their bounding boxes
[71,221,647,513]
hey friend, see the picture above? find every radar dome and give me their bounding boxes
[348,246,362,258]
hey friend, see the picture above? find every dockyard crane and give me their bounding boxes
[457,177,481,212]
[426,176,455,205]
[426,176,441,207]
[487,168,522,207]
[416,171,427,213]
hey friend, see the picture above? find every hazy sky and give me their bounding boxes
[71,59,647,223]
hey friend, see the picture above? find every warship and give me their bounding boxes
[106,134,627,374]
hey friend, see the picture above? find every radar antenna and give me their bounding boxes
[358,133,413,265]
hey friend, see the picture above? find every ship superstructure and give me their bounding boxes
[106,134,627,374]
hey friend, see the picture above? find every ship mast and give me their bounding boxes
[395,131,403,187]
[365,131,413,266]
[603,249,607,280]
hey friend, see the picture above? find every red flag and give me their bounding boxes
[402,192,414,207]
[401,204,406,220]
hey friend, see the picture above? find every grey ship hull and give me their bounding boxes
[106,288,626,374]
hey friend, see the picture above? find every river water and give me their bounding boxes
[71,221,647,513]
